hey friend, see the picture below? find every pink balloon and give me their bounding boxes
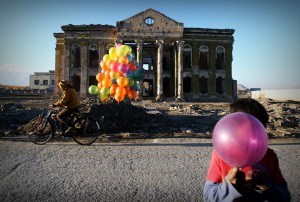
[110,61,119,72]
[212,112,268,168]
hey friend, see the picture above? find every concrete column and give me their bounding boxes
[54,41,65,97]
[98,43,106,72]
[135,40,143,64]
[135,40,143,100]
[80,43,88,98]
[173,46,178,97]
[63,42,71,82]
[156,40,164,100]
[176,40,185,100]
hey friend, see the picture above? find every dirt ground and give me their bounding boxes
[0,96,299,141]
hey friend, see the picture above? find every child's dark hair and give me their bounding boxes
[229,98,269,127]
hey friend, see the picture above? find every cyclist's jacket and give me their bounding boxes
[54,84,80,109]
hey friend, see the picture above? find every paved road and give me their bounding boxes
[0,138,299,201]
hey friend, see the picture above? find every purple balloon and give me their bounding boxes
[118,64,129,74]
[212,112,268,168]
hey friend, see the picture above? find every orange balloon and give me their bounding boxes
[115,94,125,103]
[104,70,111,79]
[118,56,129,64]
[124,86,130,96]
[97,82,103,89]
[106,59,113,70]
[102,78,112,88]
[96,73,105,82]
[128,90,138,100]
[100,60,107,70]
[109,84,118,96]
[117,77,128,87]
[116,86,126,97]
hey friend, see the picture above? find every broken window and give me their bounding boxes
[199,76,208,94]
[216,77,224,94]
[70,74,80,92]
[89,75,98,86]
[183,76,192,93]
[88,44,99,68]
[71,44,81,68]
[163,77,170,95]
[163,56,168,71]
[143,79,153,97]
[183,45,192,68]
[216,46,225,70]
[199,45,209,70]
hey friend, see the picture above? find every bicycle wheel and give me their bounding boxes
[73,116,100,145]
[26,117,53,145]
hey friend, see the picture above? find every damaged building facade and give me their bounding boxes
[54,8,236,101]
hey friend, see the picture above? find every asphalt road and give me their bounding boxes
[0,138,299,202]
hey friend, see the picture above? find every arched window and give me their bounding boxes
[183,76,192,93]
[71,44,81,68]
[199,76,208,94]
[216,46,225,70]
[199,45,209,70]
[89,44,99,68]
[183,45,192,68]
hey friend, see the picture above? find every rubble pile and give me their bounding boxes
[0,98,299,139]
[80,98,152,134]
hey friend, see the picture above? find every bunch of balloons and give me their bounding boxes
[212,112,268,168]
[88,44,144,103]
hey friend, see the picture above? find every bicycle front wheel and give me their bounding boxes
[26,117,53,145]
[73,116,100,145]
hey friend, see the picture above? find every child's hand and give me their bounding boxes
[228,167,240,185]
[228,167,248,194]
[252,169,269,191]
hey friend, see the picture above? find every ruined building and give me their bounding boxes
[54,8,236,101]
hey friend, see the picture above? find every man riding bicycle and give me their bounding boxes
[53,80,80,135]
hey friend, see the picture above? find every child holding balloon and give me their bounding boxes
[203,98,290,201]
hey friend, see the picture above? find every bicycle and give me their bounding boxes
[25,106,102,145]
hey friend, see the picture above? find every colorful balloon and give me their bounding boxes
[88,85,99,95]
[212,112,268,168]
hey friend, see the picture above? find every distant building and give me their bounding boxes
[53,8,236,101]
[29,70,55,90]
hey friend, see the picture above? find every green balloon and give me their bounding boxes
[88,85,99,95]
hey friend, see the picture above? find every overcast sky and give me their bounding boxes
[0,0,299,89]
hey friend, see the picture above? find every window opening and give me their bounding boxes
[183,76,192,93]
[144,17,155,26]
[70,74,80,92]
[71,44,81,68]
[199,45,209,70]
[183,45,192,68]
[199,76,208,94]
[216,46,225,70]
[89,44,99,68]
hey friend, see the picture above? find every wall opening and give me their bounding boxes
[183,76,192,93]
[88,44,99,68]
[183,45,192,68]
[199,45,209,70]
[70,73,80,92]
[71,44,81,68]
[199,76,208,94]
[216,46,225,70]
